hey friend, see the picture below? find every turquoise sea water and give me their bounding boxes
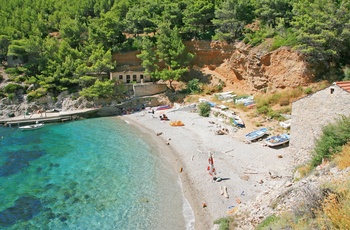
[0,117,193,229]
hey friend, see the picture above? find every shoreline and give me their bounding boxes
[123,109,294,229]
[123,111,211,229]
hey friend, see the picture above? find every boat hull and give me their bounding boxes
[19,123,44,131]
[245,128,268,141]
[265,134,290,147]
[233,116,245,127]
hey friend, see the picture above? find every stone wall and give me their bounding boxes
[133,83,167,97]
[290,85,350,165]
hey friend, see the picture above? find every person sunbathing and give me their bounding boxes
[162,114,169,121]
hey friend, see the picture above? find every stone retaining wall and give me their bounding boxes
[133,83,167,97]
[290,85,350,165]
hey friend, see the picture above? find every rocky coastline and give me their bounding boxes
[0,90,171,120]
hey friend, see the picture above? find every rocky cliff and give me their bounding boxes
[193,41,315,93]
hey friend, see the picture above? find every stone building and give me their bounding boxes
[110,70,167,97]
[290,81,350,165]
[110,70,150,84]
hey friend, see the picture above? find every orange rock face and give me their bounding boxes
[112,40,316,93]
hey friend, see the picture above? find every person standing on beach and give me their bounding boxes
[207,152,217,181]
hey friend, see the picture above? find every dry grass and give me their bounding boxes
[295,164,313,178]
[334,143,350,169]
[316,180,350,229]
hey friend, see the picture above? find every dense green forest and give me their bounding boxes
[0,0,350,100]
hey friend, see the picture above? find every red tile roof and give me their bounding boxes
[335,81,350,93]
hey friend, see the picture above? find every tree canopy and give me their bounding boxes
[1,0,350,99]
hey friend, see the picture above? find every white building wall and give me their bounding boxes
[110,71,151,83]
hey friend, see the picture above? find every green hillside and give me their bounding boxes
[1,0,350,99]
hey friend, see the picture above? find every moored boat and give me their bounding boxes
[245,127,268,142]
[19,123,44,131]
[265,133,290,147]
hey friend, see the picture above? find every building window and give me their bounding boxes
[126,75,130,83]
[140,75,144,79]
[119,75,123,80]
[133,75,137,81]
[330,88,334,94]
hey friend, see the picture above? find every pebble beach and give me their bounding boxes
[123,107,294,229]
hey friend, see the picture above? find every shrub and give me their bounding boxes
[4,67,23,76]
[270,29,298,51]
[267,110,282,120]
[187,79,202,94]
[311,116,350,167]
[257,105,270,115]
[79,80,114,99]
[343,67,350,81]
[25,76,39,84]
[256,215,280,230]
[8,93,15,100]
[198,102,211,117]
[277,106,292,114]
[214,217,229,230]
[4,83,23,93]
[217,79,226,91]
[27,88,47,101]
[269,93,282,104]
[13,75,26,83]
[304,87,313,95]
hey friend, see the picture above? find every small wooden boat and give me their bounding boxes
[232,115,245,128]
[245,128,268,142]
[265,133,290,147]
[19,123,44,131]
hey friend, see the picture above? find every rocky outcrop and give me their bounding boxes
[215,43,315,92]
[0,92,93,119]
[0,88,170,119]
[233,163,350,229]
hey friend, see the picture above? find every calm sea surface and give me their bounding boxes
[0,117,194,229]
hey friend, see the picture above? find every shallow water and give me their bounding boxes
[0,117,192,229]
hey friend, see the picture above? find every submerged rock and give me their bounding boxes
[0,150,46,177]
[0,196,42,227]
